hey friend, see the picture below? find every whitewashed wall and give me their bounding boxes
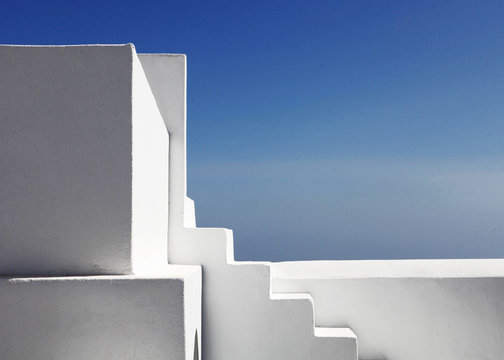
[0,45,200,360]
[272,260,504,360]
[0,45,168,276]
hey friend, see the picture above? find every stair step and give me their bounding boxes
[315,327,357,338]
[270,292,313,301]
[314,327,358,360]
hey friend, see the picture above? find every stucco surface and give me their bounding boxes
[172,228,358,360]
[0,45,199,359]
[140,54,358,360]
[138,54,189,232]
[131,52,169,274]
[272,260,504,360]
[0,266,201,360]
[0,45,168,276]
[272,259,504,278]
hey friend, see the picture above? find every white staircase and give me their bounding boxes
[0,44,359,360]
[143,45,504,360]
[142,50,360,360]
[166,226,357,360]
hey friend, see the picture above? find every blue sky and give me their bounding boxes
[2,1,504,260]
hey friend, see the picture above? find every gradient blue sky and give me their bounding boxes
[2,1,504,260]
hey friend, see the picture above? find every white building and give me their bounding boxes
[1,44,503,360]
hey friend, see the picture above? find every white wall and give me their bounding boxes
[131,51,169,274]
[0,266,201,360]
[0,45,168,276]
[272,260,504,360]
[138,54,189,233]
[0,45,199,360]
